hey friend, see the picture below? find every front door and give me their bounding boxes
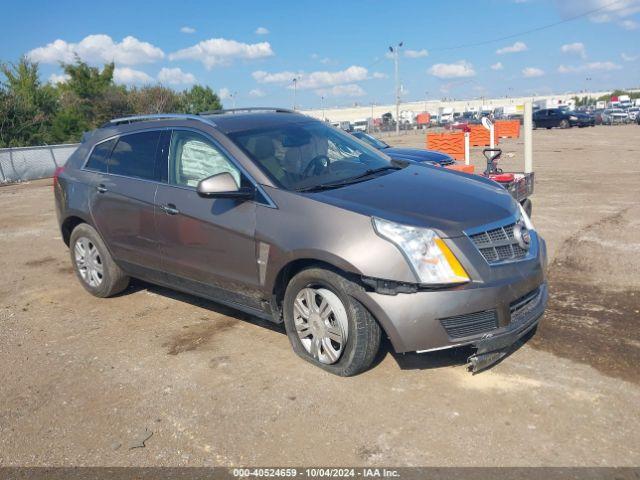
[154,129,262,310]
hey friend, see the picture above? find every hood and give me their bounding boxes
[309,164,517,237]
[383,146,454,165]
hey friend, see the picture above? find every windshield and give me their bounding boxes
[351,131,389,150]
[228,121,395,191]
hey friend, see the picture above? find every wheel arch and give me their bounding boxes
[268,255,396,342]
[61,213,93,246]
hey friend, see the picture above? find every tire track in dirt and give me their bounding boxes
[530,208,640,384]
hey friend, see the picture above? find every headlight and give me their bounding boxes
[518,202,534,230]
[372,218,470,285]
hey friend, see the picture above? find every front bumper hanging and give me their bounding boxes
[467,284,547,373]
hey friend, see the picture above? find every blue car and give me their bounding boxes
[350,131,456,166]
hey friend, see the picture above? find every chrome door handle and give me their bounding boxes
[161,203,180,215]
[96,184,108,193]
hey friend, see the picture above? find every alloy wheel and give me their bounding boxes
[74,236,104,287]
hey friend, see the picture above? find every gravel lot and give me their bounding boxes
[1,125,639,466]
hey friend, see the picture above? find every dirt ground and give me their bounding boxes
[1,125,639,467]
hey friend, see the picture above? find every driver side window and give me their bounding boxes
[169,130,241,188]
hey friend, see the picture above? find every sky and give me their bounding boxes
[1,0,639,110]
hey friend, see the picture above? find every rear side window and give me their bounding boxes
[85,138,116,172]
[109,131,161,181]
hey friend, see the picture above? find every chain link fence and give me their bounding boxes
[0,144,79,184]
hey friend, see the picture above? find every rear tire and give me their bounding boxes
[283,267,381,376]
[69,223,129,298]
[560,119,570,129]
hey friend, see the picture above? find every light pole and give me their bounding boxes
[424,91,429,112]
[321,95,325,121]
[292,76,300,110]
[229,91,238,109]
[389,42,403,135]
[369,102,376,133]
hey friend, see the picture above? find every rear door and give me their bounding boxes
[87,130,163,270]
[547,109,561,127]
[154,129,262,309]
[534,109,548,128]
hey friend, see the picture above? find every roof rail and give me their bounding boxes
[198,107,298,115]
[104,113,217,127]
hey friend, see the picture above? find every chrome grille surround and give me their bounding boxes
[465,215,535,265]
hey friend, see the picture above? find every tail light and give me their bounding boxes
[53,166,65,188]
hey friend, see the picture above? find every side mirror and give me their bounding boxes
[196,172,255,200]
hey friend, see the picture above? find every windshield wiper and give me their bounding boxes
[295,166,401,192]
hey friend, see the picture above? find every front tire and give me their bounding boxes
[69,223,129,298]
[283,268,381,376]
[560,119,570,129]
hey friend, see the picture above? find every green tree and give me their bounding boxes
[60,58,115,100]
[52,59,128,141]
[0,56,57,147]
[128,85,183,114]
[180,85,223,114]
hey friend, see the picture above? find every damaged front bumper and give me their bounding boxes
[467,284,547,372]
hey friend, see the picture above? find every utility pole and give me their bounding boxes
[424,91,428,112]
[321,95,325,121]
[389,42,403,135]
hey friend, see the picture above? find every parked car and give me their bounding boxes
[350,131,457,166]
[54,109,547,375]
[592,109,606,125]
[532,108,593,129]
[627,107,639,122]
[602,109,629,125]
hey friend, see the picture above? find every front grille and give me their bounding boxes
[440,310,498,339]
[469,222,529,264]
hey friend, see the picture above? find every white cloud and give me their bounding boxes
[169,38,274,69]
[316,84,366,97]
[490,62,504,70]
[157,67,196,85]
[48,73,70,84]
[219,88,231,100]
[252,70,299,84]
[496,41,528,54]
[522,67,545,77]
[28,34,164,65]
[253,65,368,90]
[428,61,476,79]
[556,0,640,24]
[404,49,429,58]
[561,42,587,59]
[372,71,388,79]
[180,26,196,34]
[620,19,639,29]
[621,52,638,61]
[557,61,622,73]
[249,88,266,97]
[255,27,270,35]
[113,67,154,85]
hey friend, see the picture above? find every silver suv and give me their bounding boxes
[54,109,547,375]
